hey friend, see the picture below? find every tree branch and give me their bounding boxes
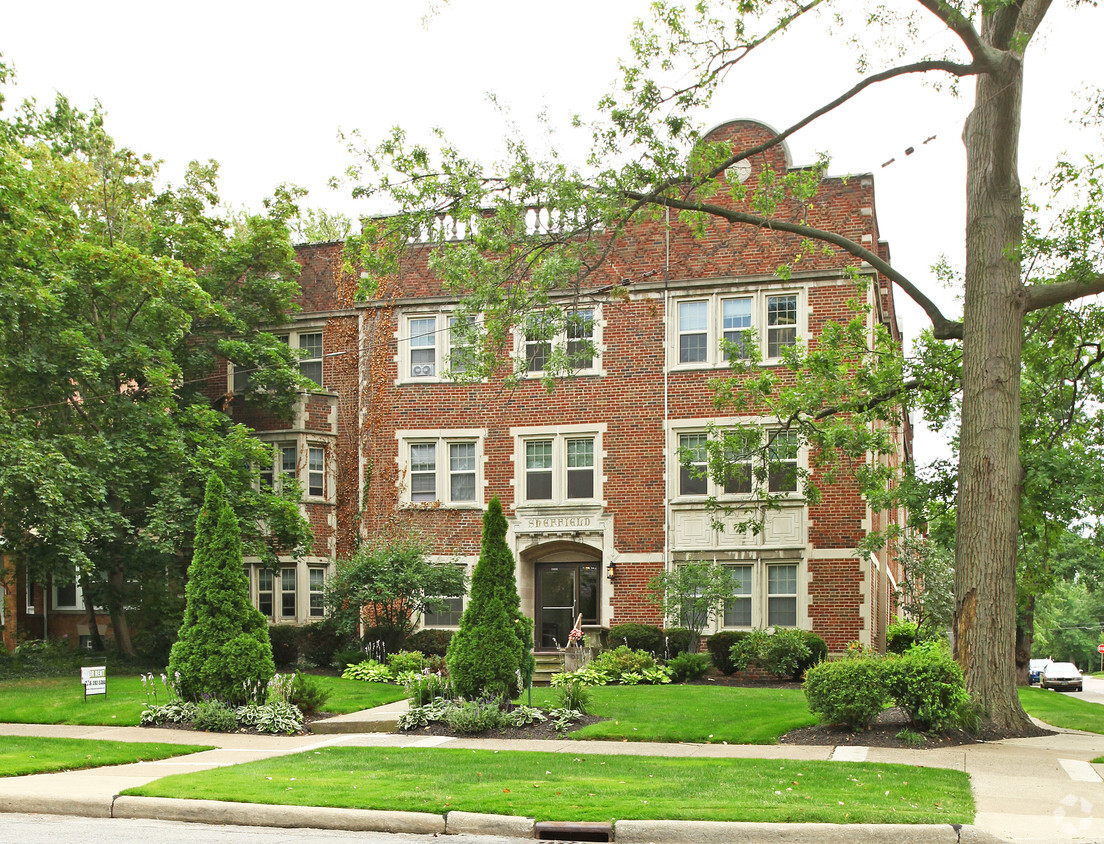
[1014,0,1053,47]
[914,0,997,67]
[623,191,965,339]
[1024,273,1104,313]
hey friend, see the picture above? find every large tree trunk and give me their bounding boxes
[108,566,135,658]
[1015,594,1035,686]
[954,24,1033,733]
[79,571,105,653]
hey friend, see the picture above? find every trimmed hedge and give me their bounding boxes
[268,625,300,667]
[728,628,827,679]
[663,628,694,657]
[803,656,889,729]
[608,623,664,655]
[706,631,748,675]
[299,620,345,668]
[407,628,454,657]
[883,642,968,731]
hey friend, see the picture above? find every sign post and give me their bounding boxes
[81,658,107,701]
[1097,643,1103,674]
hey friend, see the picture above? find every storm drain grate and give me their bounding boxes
[534,820,613,842]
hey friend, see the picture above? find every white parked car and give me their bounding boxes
[1028,658,1052,685]
[1041,661,1083,692]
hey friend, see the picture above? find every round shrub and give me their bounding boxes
[663,628,694,658]
[289,673,330,713]
[883,642,969,731]
[886,621,919,654]
[608,623,664,654]
[803,656,889,730]
[801,631,828,670]
[667,651,713,682]
[268,625,301,667]
[759,628,811,679]
[707,631,747,675]
[407,628,454,657]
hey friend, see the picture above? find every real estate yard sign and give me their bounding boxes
[81,659,106,701]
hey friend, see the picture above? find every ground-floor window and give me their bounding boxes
[424,596,464,627]
[248,561,332,624]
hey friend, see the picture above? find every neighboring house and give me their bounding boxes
[225,118,911,653]
[2,564,112,652]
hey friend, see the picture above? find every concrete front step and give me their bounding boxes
[532,652,565,687]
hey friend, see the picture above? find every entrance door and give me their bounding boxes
[536,563,599,650]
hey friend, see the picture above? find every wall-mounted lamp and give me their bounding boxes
[606,561,617,583]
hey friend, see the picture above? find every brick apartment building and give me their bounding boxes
[225,118,911,655]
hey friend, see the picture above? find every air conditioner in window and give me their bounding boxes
[412,364,436,377]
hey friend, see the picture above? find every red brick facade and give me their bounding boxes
[236,119,910,652]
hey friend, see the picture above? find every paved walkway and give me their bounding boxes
[1,711,1103,842]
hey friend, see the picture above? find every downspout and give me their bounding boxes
[663,207,670,580]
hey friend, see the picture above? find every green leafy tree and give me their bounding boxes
[894,534,955,646]
[0,69,313,656]
[324,529,467,652]
[446,497,533,697]
[347,1,1104,732]
[168,475,275,703]
[649,562,739,654]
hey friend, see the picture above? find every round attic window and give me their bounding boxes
[727,159,752,183]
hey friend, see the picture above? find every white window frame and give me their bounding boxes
[396,430,485,507]
[52,572,84,611]
[669,290,804,369]
[723,564,754,628]
[399,312,484,384]
[669,422,804,502]
[280,567,297,619]
[514,307,602,377]
[767,563,799,628]
[308,567,326,618]
[512,424,604,507]
[307,445,326,498]
[229,325,326,393]
[660,559,803,632]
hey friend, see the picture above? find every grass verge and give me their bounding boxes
[524,684,817,744]
[0,735,211,777]
[1019,686,1104,735]
[123,746,973,824]
[0,674,406,726]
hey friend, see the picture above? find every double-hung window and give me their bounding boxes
[401,433,482,506]
[672,292,800,367]
[409,317,437,378]
[767,564,798,627]
[309,568,326,618]
[722,298,752,361]
[516,428,601,505]
[674,426,800,498]
[297,332,323,386]
[766,295,797,358]
[424,595,464,627]
[678,301,708,364]
[448,315,476,375]
[307,446,326,497]
[520,309,600,375]
[678,433,709,496]
[767,430,798,493]
[723,565,753,627]
[258,569,274,617]
[281,568,297,618]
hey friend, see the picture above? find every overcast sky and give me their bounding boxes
[4,0,1102,463]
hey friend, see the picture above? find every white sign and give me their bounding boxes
[524,516,593,531]
[81,666,106,697]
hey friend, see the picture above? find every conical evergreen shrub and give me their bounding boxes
[447,496,534,697]
[168,475,275,703]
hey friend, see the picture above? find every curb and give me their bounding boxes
[0,793,1010,842]
[111,796,445,835]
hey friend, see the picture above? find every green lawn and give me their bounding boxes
[124,746,973,824]
[0,674,406,726]
[525,684,817,744]
[1020,686,1104,735]
[0,735,211,777]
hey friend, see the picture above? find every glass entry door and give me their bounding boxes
[536,563,599,650]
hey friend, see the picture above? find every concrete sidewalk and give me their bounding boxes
[0,715,1102,842]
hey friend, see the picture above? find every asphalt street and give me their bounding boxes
[0,813,536,844]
